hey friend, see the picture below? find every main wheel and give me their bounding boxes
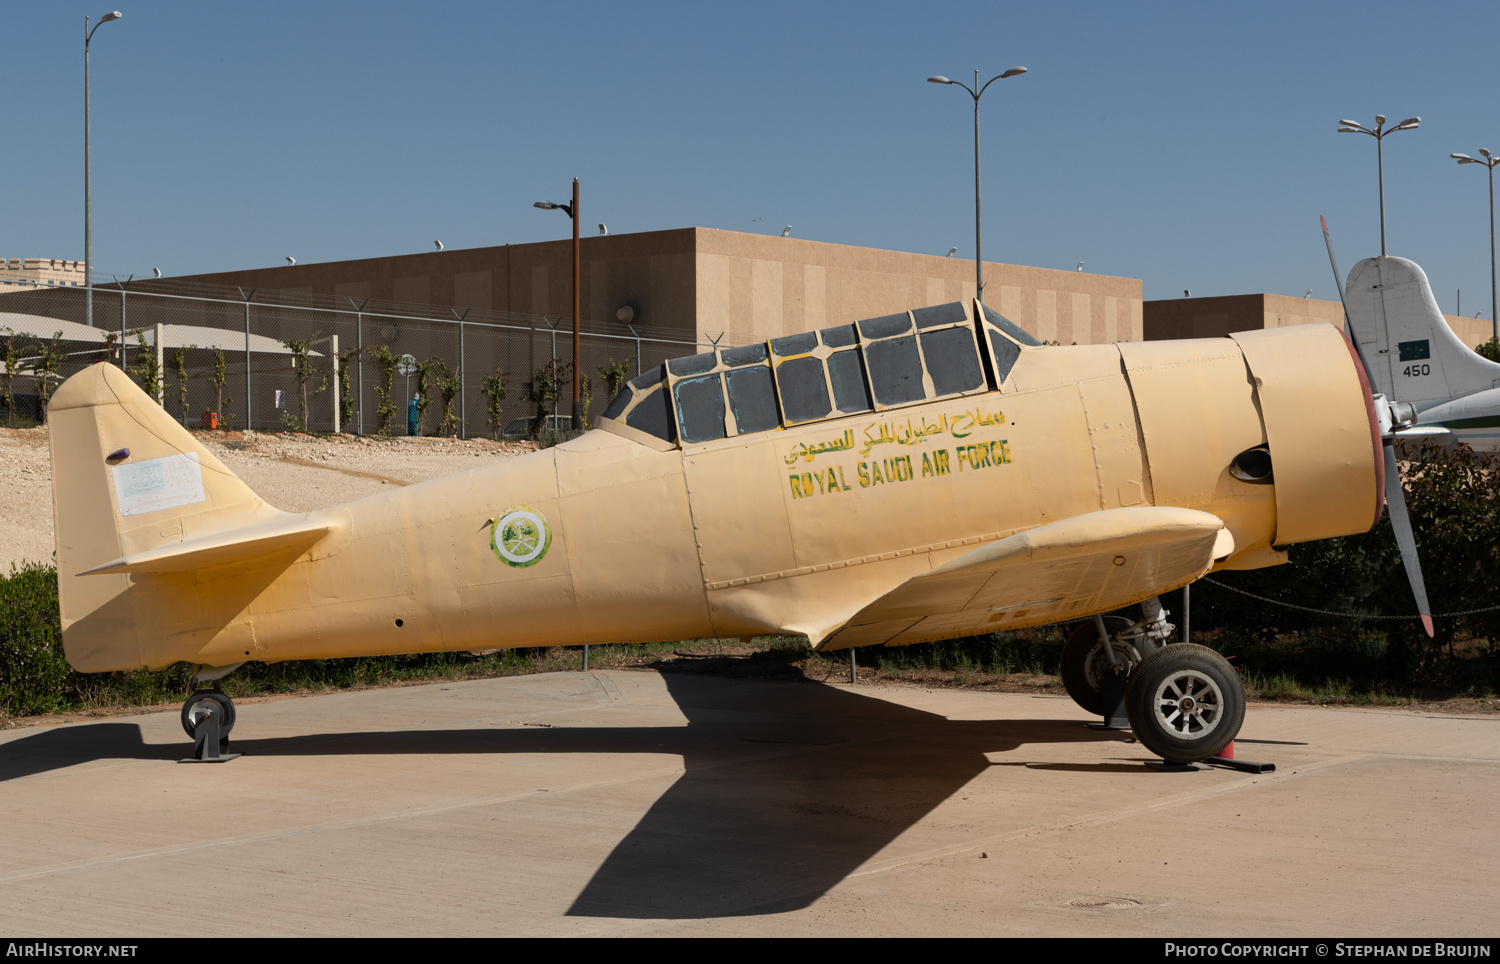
[1123,643,1244,763]
[181,691,236,739]
[1060,615,1138,715]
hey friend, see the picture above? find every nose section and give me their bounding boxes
[1229,324,1383,545]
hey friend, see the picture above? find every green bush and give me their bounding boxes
[0,563,69,716]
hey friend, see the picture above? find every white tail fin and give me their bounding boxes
[1344,256,1500,420]
[48,363,312,671]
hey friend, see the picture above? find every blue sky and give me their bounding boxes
[5,1,1500,307]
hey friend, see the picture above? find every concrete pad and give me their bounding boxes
[0,670,1495,937]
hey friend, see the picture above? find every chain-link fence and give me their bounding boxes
[0,280,725,437]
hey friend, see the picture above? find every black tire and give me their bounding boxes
[180,691,236,739]
[1060,615,1137,715]
[1124,643,1244,763]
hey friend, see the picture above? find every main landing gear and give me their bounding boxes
[1062,596,1248,765]
[179,666,243,763]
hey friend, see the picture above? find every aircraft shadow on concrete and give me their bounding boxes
[0,671,1127,919]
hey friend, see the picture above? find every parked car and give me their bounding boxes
[500,415,572,440]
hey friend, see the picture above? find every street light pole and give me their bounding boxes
[534,179,583,430]
[1338,114,1420,257]
[1451,150,1500,343]
[84,11,123,329]
[928,66,1027,304]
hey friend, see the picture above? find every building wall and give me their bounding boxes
[169,228,1143,347]
[1145,293,1496,351]
[0,258,85,291]
[1142,294,1346,341]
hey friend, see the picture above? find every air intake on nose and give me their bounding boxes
[1229,445,1273,484]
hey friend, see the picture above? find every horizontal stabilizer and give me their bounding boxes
[1413,386,1500,424]
[78,515,335,576]
[821,506,1227,650]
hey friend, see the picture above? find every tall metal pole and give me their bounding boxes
[929,66,1026,305]
[459,318,466,440]
[356,307,364,435]
[571,177,582,430]
[1449,150,1499,342]
[1378,134,1387,257]
[1339,115,1419,258]
[1490,163,1496,343]
[84,16,92,327]
[239,287,255,431]
[972,70,983,302]
[84,12,122,328]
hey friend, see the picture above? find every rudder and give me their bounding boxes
[49,363,286,671]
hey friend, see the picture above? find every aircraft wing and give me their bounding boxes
[820,506,1231,650]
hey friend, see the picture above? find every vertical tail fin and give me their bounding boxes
[1344,256,1500,414]
[49,363,289,670]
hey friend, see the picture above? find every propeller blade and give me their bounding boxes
[1383,440,1435,637]
[1321,215,1378,379]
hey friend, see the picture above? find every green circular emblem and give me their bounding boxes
[490,505,552,568]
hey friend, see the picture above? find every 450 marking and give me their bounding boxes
[1402,363,1431,377]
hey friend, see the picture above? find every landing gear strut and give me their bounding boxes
[1065,596,1250,765]
[180,690,240,763]
[1061,598,1175,716]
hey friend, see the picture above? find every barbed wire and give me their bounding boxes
[1198,576,1500,620]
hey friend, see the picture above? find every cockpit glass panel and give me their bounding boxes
[820,324,859,348]
[776,355,833,423]
[912,302,968,329]
[674,373,727,444]
[920,326,984,396]
[726,366,779,434]
[865,335,926,406]
[981,304,1042,347]
[625,382,676,442]
[858,312,912,340]
[720,343,768,367]
[629,364,667,391]
[770,332,818,357]
[989,330,1022,382]
[667,351,719,376]
[827,350,873,414]
[602,384,632,420]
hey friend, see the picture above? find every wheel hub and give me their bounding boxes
[1152,670,1223,740]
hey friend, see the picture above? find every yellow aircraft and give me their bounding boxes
[48,298,1400,763]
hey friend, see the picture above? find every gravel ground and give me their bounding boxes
[0,426,535,570]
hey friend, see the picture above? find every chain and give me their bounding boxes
[1199,576,1500,620]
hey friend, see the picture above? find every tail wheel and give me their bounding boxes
[1124,643,1244,763]
[1060,616,1138,715]
[181,691,236,739]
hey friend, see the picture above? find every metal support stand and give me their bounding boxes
[850,647,857,683]
[1087,668,1130,730]
[180,704,240,763]
[583,644,589,671]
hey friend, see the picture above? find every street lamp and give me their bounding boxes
[1452,150,1500,344]
[928,66,1027,303]
[534,177,581,430]
[84,10,123,329]
[1338,113,1420,256]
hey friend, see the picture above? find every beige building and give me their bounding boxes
[169,227,1143,346]
[1,258,85,292]
[1144,292,1494,349]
